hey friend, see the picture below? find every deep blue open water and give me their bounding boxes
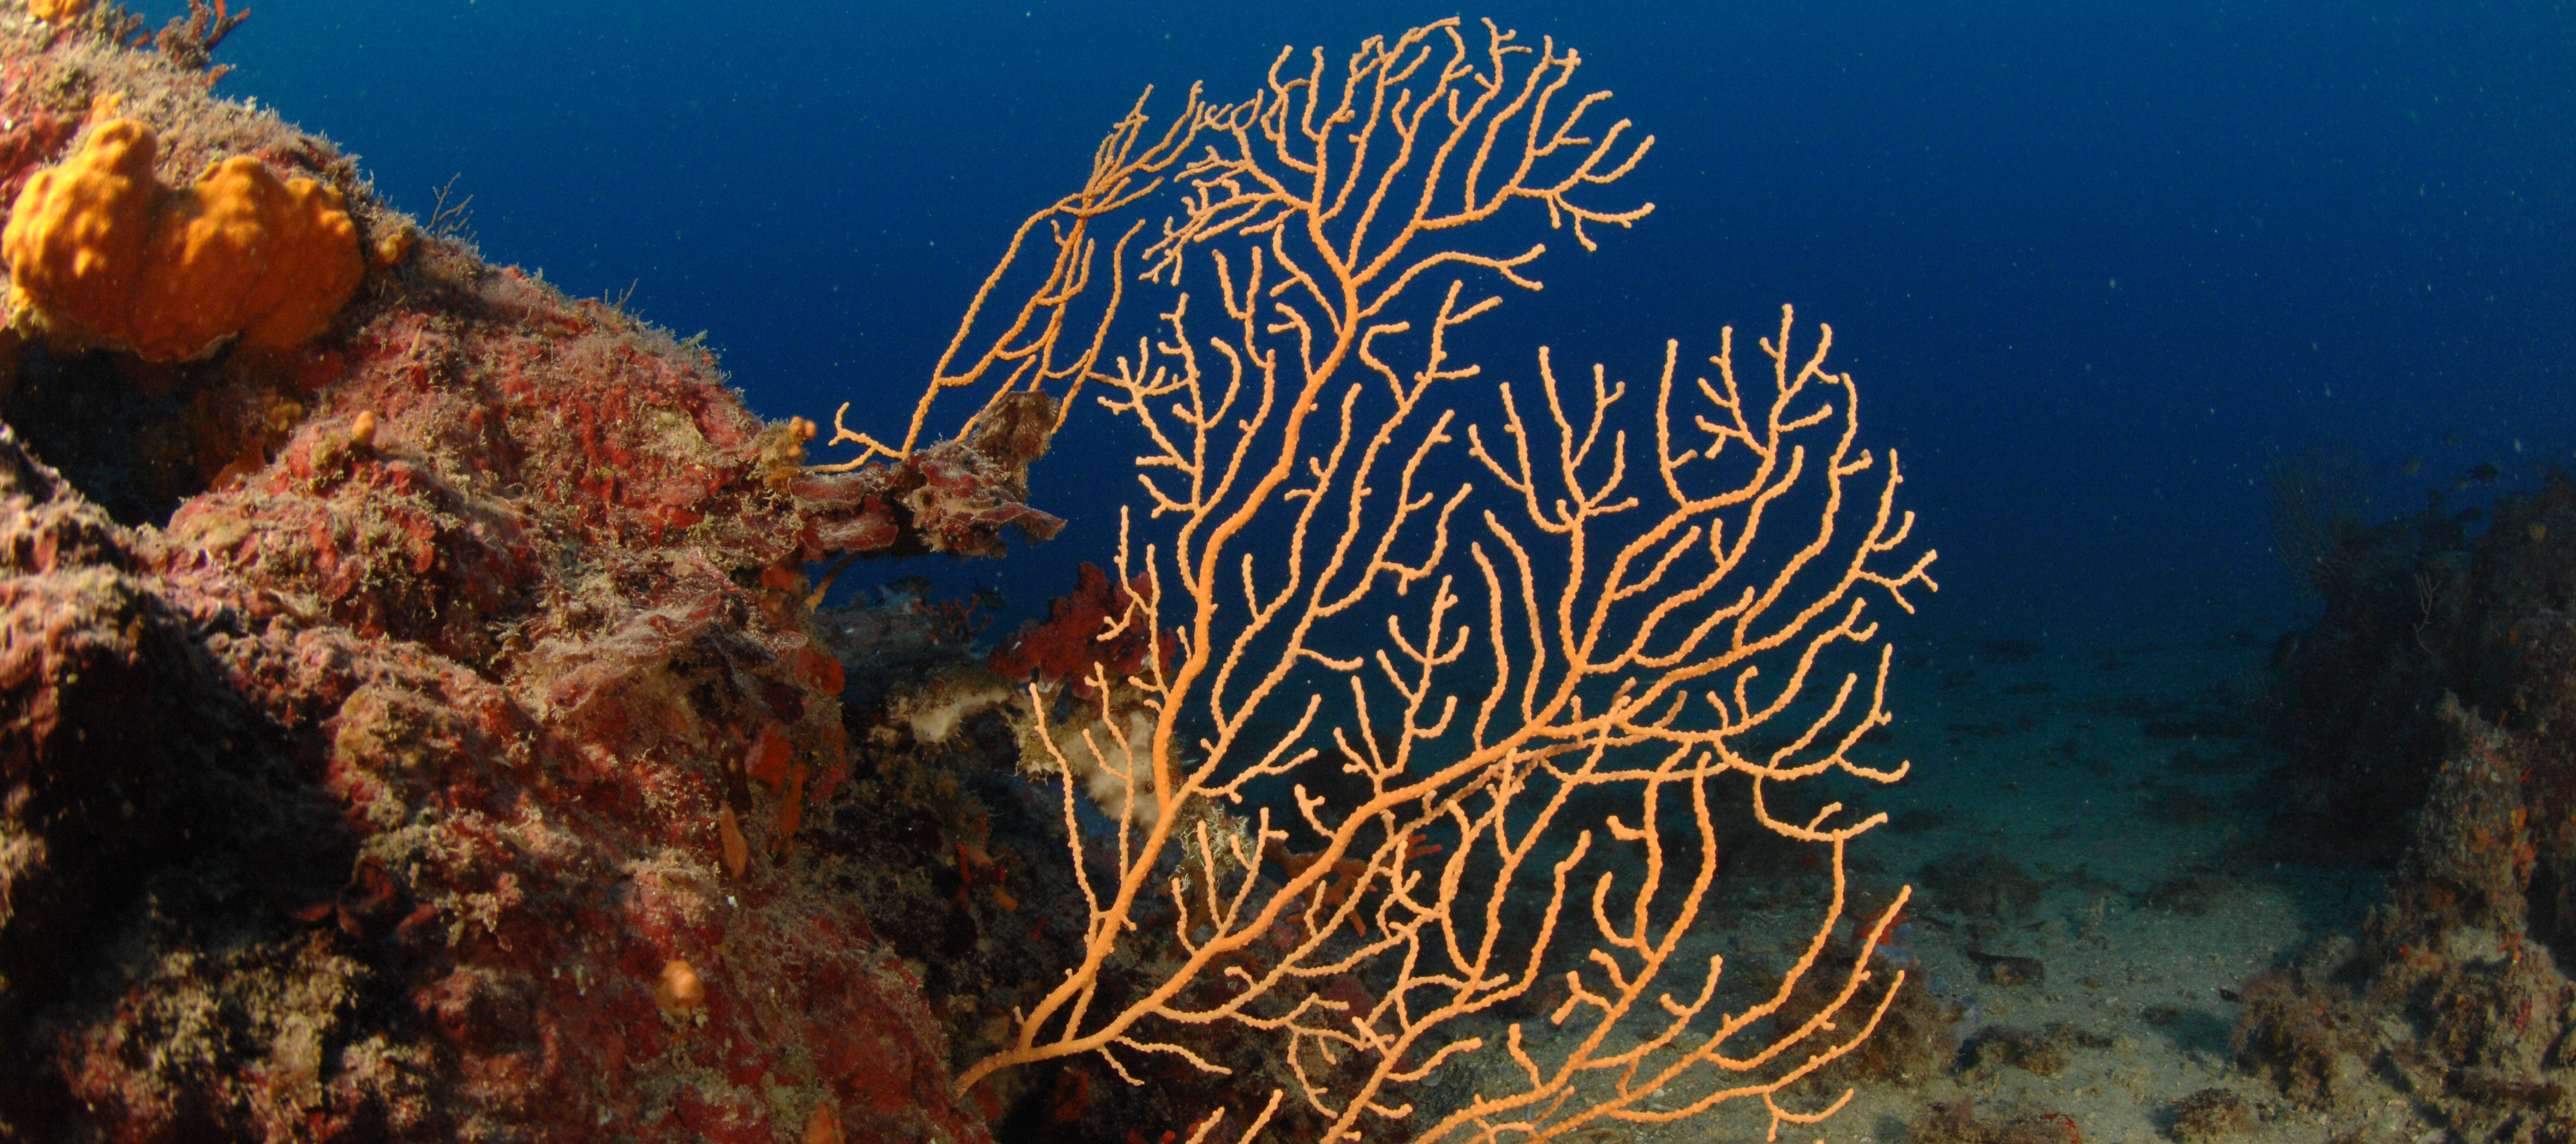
[141,0,2575,646]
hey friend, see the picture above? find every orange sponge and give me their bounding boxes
[3,119,365,361]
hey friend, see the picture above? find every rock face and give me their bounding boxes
[2244,475,2576,1140]
[0,12,1060,1143]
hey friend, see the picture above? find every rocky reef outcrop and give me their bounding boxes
[2242,474,2576,1141]
[0,6,1066,1140]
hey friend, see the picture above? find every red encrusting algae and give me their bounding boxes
[988,562,1171,702]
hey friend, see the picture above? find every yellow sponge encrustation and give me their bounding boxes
[4,118,365,361]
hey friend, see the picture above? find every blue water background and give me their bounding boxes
[136,0,2575,645]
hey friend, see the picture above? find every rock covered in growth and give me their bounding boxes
[2258,480,2549,867]
[0,8,1062,1142]
[2167,1088,2256,1142]
[789,389,1064,560]
[2244,472,2576,1140]
[1773,922,1958,1094]
[1901,1101,2083,1144]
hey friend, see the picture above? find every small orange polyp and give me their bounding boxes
[2,119,365,362]
[655,958,706,1020]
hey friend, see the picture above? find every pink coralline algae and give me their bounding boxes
[0,13,1053,1143]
